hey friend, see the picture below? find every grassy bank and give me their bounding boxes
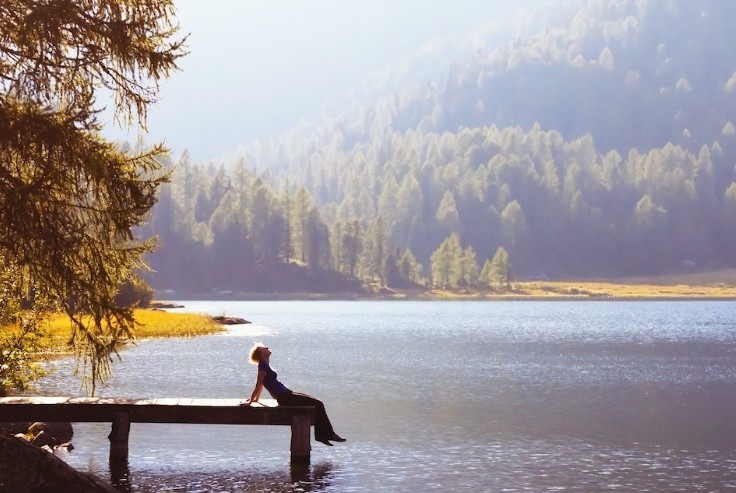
[416,279,736,300]
[160,282,736,301]
[38,309,224,355]
[159,270,736,301]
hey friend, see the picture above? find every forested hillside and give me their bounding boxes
[141,0,736,295]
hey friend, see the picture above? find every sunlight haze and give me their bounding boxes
[104,0,555,161]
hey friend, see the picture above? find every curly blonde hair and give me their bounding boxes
[249,342,265,364]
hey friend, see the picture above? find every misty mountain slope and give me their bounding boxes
[344,0,736,155]
[227,0,736,276]
[144,0,736,292]
[237,0,736,177]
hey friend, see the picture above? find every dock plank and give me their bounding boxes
[153,398,179,406]
[133,398,157,406]
[0,396,314,426]
[68,397,101,404]
[0,396,316,465]
[218,399,243,407]
[29,396,72,405]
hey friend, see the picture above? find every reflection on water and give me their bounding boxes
[115,461,335,492]
[110,457,130,491]
[38,301,736,491]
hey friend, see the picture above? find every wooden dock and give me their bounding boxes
[0,396,315,464]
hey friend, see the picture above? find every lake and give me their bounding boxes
[39,300,736,492]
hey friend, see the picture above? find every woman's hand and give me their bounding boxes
[243,369,267,406]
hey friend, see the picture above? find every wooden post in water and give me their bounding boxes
[290,410,311,463]
[108,410,131,462]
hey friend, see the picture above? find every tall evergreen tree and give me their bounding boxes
[430,233,463,287]
[366,216,388,284]
[341,220,363,278]
[489,247,512,290]
[0,0,186,393]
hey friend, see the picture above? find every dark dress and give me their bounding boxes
[258,360,336,440]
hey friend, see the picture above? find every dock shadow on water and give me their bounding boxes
[109,461,335,492]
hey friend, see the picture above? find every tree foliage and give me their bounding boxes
[0,0,186,393]
[489,247,512,290]
[0,261,48,393]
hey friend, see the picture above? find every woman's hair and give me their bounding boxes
[249,342,265,364]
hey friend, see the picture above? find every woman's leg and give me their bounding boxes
[277,391,335,439]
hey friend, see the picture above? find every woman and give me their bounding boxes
[243,342,346,446]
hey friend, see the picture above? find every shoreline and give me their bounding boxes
[153,279,736,302]
[154,292,736,302]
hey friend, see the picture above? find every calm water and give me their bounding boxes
[39,300,736,492]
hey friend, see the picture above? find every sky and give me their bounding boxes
[102,0,556,163]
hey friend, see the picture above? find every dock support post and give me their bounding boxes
[108,410,131,462]
[290,410,311,464]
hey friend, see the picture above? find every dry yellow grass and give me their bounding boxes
[37,309,223,354]
[424,280,736,300]
[126,309,224,338]
[512,280,736,298]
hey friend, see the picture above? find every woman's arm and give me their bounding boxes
[243,369,267,405]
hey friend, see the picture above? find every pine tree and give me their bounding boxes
[0,0,186,394]
[490,247,512,290]
[430,233,463,288]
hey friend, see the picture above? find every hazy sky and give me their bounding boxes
[103,0,555,162]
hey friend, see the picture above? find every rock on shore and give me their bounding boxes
[0,434,116,492]
[212,315,250,325]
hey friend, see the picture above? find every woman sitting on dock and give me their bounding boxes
[243,342,346,446]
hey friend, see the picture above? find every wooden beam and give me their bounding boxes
[0,397,316,465]
[0,397,314,426]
